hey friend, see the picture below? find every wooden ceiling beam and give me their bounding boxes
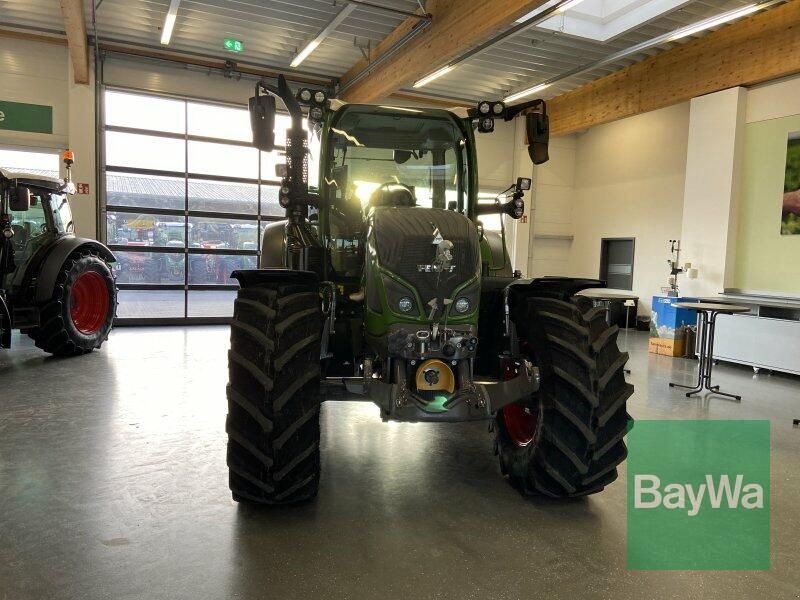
[547,1,800,136]
[0,27,67,46]
[59,0,89,84]
[339,0,550,103]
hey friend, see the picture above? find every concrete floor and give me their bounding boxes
[1,326,799,600]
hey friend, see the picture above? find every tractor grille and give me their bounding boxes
[372,208,479,311]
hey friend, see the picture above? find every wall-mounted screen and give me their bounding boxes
[782,131,800,235]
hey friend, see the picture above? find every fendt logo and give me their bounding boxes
[627,420,770,570]
[417,264,456,273]
[634,474,765,517]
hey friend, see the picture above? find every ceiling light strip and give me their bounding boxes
[160,0,181,45]
[291,3,358,67]
[412,0,588,88]
[503,0,783,103]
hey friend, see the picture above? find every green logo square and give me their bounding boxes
[627,420,770,570]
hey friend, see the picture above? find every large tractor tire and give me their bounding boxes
[496,295,633,497]
[226,280,323,504]
[29,248,116,356]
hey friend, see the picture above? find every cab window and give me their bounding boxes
[9,192,48,261]
[51,193,74,234]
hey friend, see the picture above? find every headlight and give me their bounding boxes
[314,91,327,104]
[478,101,491,114]
[492,101,505,115]
[309,106,324,121]
[454,297,471,314]
[398,296,414,313]
[299,89,312,102]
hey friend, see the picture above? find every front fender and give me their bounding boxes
[33,237,116,304]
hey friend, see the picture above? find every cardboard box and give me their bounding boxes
[649,296,698,357]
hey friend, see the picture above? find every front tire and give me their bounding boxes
[29,249,117,356]
[226,280,323,504]
[496,296,633,497]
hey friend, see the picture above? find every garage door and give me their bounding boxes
[102,88,319,323]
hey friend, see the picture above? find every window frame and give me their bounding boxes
[100,85,306,324]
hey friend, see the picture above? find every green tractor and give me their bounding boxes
[0,153,117,355]
[226,76,633,504]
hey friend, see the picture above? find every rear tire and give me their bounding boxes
[29,249,117,356]
[226,281,323,504]
[496,295,633,497]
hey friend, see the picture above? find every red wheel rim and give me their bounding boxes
[70,271,109,335]
[503,404,539,447]
[500,356,539,447]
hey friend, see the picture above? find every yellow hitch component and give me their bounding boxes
[415,359,455,394]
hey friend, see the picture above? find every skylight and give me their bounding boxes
[520,0,693,42]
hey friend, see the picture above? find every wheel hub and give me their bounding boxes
[500,357,539,447]
[70,271,109,335]
[502,403,539,447]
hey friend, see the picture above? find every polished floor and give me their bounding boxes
[1,327,799,599]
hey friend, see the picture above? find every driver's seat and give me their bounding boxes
[369,183,415,208]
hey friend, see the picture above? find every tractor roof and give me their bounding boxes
[0,168,64,191]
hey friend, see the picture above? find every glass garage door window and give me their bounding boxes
[102,89,318,323]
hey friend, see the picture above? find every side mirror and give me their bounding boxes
[526,112,549,165]
[249,93,276,153]
[11,186,31,211]
[394,150,413,164]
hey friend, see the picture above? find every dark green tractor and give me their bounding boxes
[226,76,633,504]
[0,154,117,355]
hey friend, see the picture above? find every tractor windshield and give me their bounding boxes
[326,106,469,215]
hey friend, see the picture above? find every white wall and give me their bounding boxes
[0,37,97,238]
[745,74,800,124]
[523,74,800,307]
[0,38,69,149]
[528,134,576,277]
[567,102,691,313]
[679,87,747,298]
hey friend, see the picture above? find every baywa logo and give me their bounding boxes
[634,474,765,516]
[627,420,770,570]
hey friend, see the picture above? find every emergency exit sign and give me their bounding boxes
[0,100,53,134]
[223,38,245,53]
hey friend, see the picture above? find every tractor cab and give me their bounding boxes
[1,152,117,354]
[1,169,74,287]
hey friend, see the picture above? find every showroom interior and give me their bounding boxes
[1,0,799,597]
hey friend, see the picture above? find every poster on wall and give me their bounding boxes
[782,131,800,235]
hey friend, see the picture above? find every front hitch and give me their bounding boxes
[342,359,540,422]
